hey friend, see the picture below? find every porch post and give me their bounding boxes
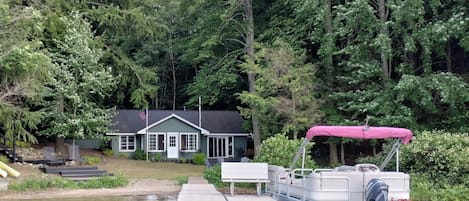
[145,107,149,161]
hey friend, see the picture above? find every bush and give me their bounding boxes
[0,155,9,163]
[357,130,469,186]
[102,149,114,157]
[133,149,145,160]
[411,173,469,201]
[179,157,187,163]
[82,155,101,165]
[203,165,226,187]
[154,152,163,162]
[177,176,188,185]
[193,153,206,165]
[254,134,317,169]
[401,130,469,186]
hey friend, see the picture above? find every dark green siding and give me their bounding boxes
[149,118,199,133]
[233,136,247,159]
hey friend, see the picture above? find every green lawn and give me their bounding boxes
[98,157,205,180]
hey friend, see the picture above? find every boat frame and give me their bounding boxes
[266,126,413,201]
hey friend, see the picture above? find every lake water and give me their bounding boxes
[11,195,177,201]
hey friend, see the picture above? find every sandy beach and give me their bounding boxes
[0,179,180,200]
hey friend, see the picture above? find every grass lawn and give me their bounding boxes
[7,150,204,182]
[98,156,205,180]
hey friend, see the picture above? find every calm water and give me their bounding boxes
[12,195,177,201]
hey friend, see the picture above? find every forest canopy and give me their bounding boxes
[0,0,468,149]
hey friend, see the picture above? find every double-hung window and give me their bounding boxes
[180,133,198,151]
[148,133,165,152]
[119,135,135,152]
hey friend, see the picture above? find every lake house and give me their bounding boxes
[107,110,251,161]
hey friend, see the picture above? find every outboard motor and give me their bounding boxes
[365,178,389,201]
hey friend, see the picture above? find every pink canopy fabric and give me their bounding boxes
[306,126,413,144]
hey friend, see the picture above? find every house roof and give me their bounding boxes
[110,110,249,134]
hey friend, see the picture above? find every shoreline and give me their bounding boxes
[0,179,181,200]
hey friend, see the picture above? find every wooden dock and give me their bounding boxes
[177,177,275,201]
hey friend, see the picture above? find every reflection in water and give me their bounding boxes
[12,195,177,201]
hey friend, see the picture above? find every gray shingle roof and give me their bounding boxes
[111,110,249,134]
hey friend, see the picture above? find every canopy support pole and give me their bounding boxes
[380,139,402,171]
[289,138,309,173]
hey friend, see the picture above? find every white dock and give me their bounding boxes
[177,177,275,201]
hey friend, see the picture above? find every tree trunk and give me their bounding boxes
[169,30,177,111]
[324,0,333,79]
[379,0,391,80]
[55,94,67,158]
[447,41,452,72]
[55,136,67,158]
[329,143,339,165]
[243,0,261,155]
[340,143,345,165]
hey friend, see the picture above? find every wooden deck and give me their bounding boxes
[177,177,275,201]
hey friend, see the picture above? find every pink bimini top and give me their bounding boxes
[305,126,413,144]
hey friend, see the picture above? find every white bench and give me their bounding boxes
[221,162,270,196]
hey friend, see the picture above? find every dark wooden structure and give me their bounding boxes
[0,132,21,162]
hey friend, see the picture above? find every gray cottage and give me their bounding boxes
[107,110,250,161]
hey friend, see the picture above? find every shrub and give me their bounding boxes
[133,149,145,160]
[357,130,469,186]
[401,130,469,186]
[203,165,226,187]
[0,155,9,163]
[411,173,469,201]
[179,157,187,163]
[193,153,206,165]
[254,134,317,169]
[83,155,101,165]
[154,152,163,162]
[102,149,114,157]
[177,176,188,185]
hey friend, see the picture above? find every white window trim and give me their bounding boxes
[148,132,166,152]
[180,132,198,152]
[118,135,136,152]
[207,136,235,158]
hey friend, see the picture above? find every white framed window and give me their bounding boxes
[119,135,136,152]
[180,133,198,152]
[148,133,165,152]
[208,136,234,158]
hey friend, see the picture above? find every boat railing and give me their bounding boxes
[273,170,351,201]
[312,168,333,173]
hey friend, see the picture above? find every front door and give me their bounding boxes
[167,133,179,159]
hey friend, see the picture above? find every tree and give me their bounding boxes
[239,40,322,139]
[39,12,116,155]
[0,2,51,144]
[85,0,163,109]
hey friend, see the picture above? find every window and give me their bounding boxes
[180,133,198,151]
[208,136,234,158]
[119,135,135,152]
[148,133,165,152]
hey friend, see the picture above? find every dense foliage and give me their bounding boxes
[411,173,469,201]
[401,130,469,186]
[203,165,225,188]
[192,153,206,166]
[254,134,317,169]
[358,130,469,191]
[0,0,467,170]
